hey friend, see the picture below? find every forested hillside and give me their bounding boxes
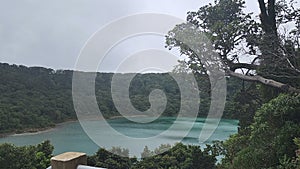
[0,63,74,133]
[0,62,243,134]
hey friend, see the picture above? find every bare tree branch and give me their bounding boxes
[226,69,300,93]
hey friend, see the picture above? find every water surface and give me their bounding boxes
[0,117,238,157]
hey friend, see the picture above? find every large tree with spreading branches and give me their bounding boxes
[166,0,300,93]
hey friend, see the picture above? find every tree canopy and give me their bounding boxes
[165,0,300,168]
[0,140,53,169]
[166,0,300,93]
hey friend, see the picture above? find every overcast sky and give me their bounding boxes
[0,0,260,72]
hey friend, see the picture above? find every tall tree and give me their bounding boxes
[166,0,300,93]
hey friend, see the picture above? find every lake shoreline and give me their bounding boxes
[0,115,143,138]
[0,116,238,138]
[0,119,78,138]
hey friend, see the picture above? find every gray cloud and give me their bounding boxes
[0,0,258,71]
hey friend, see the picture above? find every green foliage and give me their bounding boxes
[165,1,300,167]
[225,83,263,134]
[87,147,134,169]
[88,143,218,169]
[220,94,300,169]
[0,63,74,134]
[166,0,259,75]
[0,62,243,134]
[0,140,53,169]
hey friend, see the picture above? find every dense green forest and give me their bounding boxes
[0,62,244,134]
[1,0,300,168]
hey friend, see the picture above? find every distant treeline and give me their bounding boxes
[0,63,244,134]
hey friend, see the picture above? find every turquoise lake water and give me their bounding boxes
[0,117,238,157]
